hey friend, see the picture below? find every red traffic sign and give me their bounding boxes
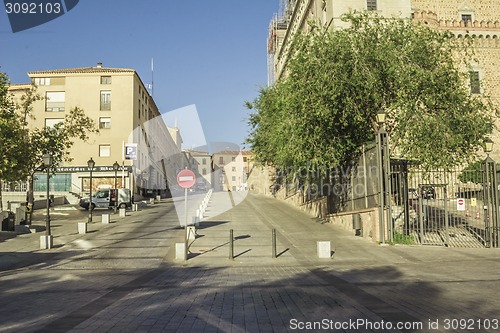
[177,169,196,189]
[457,198,465,211]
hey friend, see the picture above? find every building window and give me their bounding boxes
[202,168,207,175]
[45,91,65,112]
[232,176,236,181]
[243,157,247,162]
[232,167,236,172]
[232,157,236,162]
[99,117,111,129]
[470,71,480,94]
[99,145,111,157]
[34,77,51,86]
[45,118,64,128]
[100,91,111,111]
[219,156,224,164]
[461,14,472,27]
[101,76,112,84]
[202,158,206,165]
[367,0,377,11]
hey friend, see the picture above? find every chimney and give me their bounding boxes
[97,62,103,68]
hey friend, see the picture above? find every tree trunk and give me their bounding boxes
[0,180,3,212]
[25,174,34,225]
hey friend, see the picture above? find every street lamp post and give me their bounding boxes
[42,153,52,249]
[113,161,120,213]
[88,157,95,223]
[483,138,498,248]
[376,110,392,244]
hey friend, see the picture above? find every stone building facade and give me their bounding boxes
[268,0,500,152]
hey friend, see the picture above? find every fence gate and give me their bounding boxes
[390,163,499,248]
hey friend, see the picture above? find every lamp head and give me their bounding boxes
[87,157,95,168]
[112,161,120,171]
[484,138,494,153]
[376,111,386,125]
[42,153,52,166]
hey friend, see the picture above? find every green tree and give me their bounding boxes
[23,106,99,222]
[0,72,98,218]
[0,72,28,211]
[246,12,497,175]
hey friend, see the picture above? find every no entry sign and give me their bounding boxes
[177,169,196,189]
[457,198,465,211]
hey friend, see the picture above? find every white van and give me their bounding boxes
[79,188,132,210]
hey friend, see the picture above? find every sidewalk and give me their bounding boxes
[0,200,155,271]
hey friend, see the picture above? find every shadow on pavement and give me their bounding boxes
[0,248,499,333]
[196,221,229,229]
[6,263,496,333]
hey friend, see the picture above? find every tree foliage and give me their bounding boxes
[0,72,27,183]
[0,71,98,211]
[246,12,497,173]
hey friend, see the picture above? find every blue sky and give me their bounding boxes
[0,1,278,149]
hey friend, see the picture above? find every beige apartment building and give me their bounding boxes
[212,151,253,192]
[7,63,185,202]
[184,150,212,189]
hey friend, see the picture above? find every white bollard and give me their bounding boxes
[40,235,53,249]
[317,241,332,259]
[186,226,196,240]
[192,216,200,228]
[78,222,87,234]
[102,214,110,224]
[175,242,187,260]
[119,208,126,217]
[132,203,138,211]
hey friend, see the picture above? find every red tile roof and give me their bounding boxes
[28,66,135,75]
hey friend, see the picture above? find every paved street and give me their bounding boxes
[1,193,500,332]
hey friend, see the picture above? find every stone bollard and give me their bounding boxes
[132,203,138,211]
[156,195,161,203]
[78,222,87,234]
[191,216,200,228]
[102,214,110,224]
[317,241,331,258]
[40,235,53,249]
[149,198,155,205]
[175,242,187,260]
[186,226,196,240]
[119,208,126,217]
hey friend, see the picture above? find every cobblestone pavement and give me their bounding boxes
[1,193,500,332]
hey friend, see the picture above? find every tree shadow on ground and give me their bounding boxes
[3,258,499,333]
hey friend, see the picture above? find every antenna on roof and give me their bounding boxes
[151,58,154,97]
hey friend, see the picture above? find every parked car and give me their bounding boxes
[420,186,436,199]
[79,188,132,210]
[195,183,207,192]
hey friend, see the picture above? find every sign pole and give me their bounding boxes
[122,141,125,187]
[184,187,188,227]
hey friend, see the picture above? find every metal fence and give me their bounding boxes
[390,163,499,248]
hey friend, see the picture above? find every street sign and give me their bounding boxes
[177,169,196,189]
[471,198,477,207]
[125,143,137,160]
[457,198,465,211]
